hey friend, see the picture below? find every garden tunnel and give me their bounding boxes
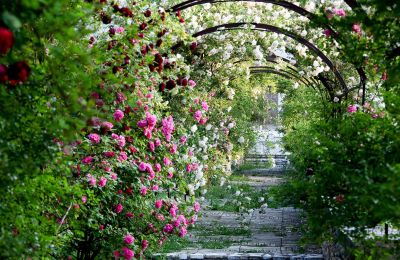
[2,0,398,259]
[168,0,368,103]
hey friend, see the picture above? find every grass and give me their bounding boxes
[193,225,251,237]
[158,233,237,254]
[206,180,268,212]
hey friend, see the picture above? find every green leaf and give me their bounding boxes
[2,11,22,31]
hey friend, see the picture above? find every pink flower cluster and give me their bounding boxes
[111,133,126,147]
[137,112,157,139]
[88,133,101,144]
[162,116,175,142]
[347,105,357,113]
[138,162,156,180]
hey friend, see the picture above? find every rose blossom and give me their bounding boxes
[170,144,177,154]
[188,80,196,87]
[154,163,161,172]
[179,136,187,144]
[163,224,174,233]
[88,133,101,144]
[140,186,147,196]
[124,234,135,245]
[194,110,202,122]
[116,203,123,213]
[141,240,149,251]
[122,247,134,260]
[179,226,188,237]
[99,176,107,187]
[201,101,209,111]
[113,109,124,122]
[0,27,14,55]
[101,121,113,131]
[347,105,357,113]
[194,202,200,212]
[149,141,155,152]
[82,156,93,164]
[155,200,163,209]
[118,152,128,162]
[163,157,172,166]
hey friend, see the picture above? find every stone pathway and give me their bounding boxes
[161,176,323,259]
[158,123,323,259]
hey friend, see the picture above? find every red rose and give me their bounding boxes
[139,22,147,30]
[8,61,30,86]
[190,42,198,51]
[144,10,152,17]
[0,64,8,83]
[0,27,14,55]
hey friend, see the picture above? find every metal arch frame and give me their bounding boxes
[250,68,331,102]
[250,66,316,91]
[169,0,367,103]
[192,22,348,98]
[170,0,359,13]
[229,57,320,88]
[250,65,318,90]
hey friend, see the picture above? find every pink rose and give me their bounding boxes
[124,234,135,245]
[352,23,361,35]
[194,202,200,212]
[154,163,161,172]
[347,105,357,113]
[149,141,155,152]
[103,151,115,158]
[118,152,128,162]
[116,203,123,213]
[88,133,101,144]
[179,226,187,237]
[81,196,87,203]
[140,186,147,196]
[334,8,346,17]
[163,224,174,233]
[163,157,172,166]
[110,173,118,180]
[155,200,163,209]
[137,119,147,128]
[188,80,196,87]
[201,101,209,111]
[179,136,187,144]
[141,240,148,251]
[82,156,93,164]
[122,247,134,260]
[113,109,124,122]
[170,144,177,154]
[138,162,147,171]
[146,112,157,127]
[194,110,202,122]
[99,176,107,187]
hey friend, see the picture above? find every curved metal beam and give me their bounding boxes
[251,67,315,90]
[169,0,367,103]
[192,23,348,93]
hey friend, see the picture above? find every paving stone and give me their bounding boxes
[262,254,273,259]
[190,253,205,259]
[204,252,228,259]
[179,253,188,259]
[303,255,324,260]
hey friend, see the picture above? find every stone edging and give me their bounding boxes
[153,253,324,259]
